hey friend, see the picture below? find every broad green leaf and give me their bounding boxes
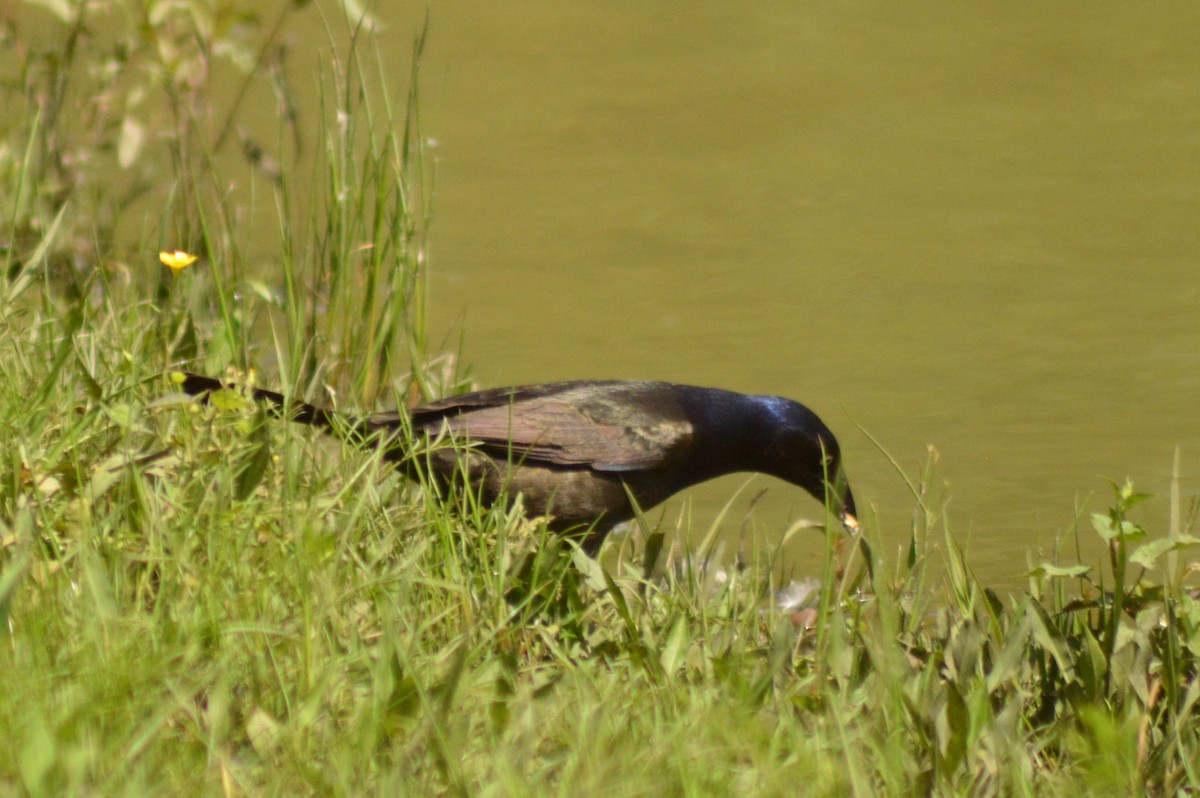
[1028,563,1091,579]
[102,403,141,431]
[1130,535,1200,569]
[1026,600,1075,682]
[936,683,969,773]
[204,387,250,412]
[642,530,666,580]
[600,567,637,638]
[1091,513,1146,543]
[986,617,1030,694]
[571,546,609,592]
[84,453,137,504]
[234,440,272,501]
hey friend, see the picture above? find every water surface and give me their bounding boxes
[378,3,1200,587]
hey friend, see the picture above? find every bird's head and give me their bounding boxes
[754,396,858,533]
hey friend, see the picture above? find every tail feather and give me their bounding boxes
[177,371,343,433]
[176,371,418,464]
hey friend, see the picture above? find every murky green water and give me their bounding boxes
[367,4,1200,587]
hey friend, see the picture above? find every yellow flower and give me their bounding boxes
[159,250,198,274]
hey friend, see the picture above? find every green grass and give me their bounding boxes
[3,4,1200,795]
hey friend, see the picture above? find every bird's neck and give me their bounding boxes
[676,388,780,479]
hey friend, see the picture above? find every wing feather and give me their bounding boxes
[404,382,693,471]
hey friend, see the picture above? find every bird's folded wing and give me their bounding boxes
[410,386,693,472]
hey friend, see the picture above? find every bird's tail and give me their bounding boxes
[176,371,414,466]
[175,371,345,434]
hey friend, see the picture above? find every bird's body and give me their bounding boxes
[178,374,857,547]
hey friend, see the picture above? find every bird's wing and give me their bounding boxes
[406,382,694,471]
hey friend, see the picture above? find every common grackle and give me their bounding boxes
[177,373,858,548]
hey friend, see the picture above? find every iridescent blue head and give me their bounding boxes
[750,395,858,531]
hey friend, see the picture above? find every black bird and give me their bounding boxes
[177,373,858,547]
